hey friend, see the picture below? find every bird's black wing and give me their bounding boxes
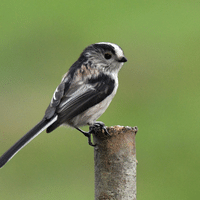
[44,59,83,120]
[46,73,115,133]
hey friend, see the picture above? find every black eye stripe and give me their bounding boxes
[93,44,116,54]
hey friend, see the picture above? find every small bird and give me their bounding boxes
[0,42,127,168]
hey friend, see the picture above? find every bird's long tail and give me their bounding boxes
[0,115,57,168]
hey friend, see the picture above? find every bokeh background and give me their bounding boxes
[0,1,200,199]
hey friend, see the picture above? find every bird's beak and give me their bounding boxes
[118,57,127,63]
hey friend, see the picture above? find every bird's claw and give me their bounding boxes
[89,121,110,136]
[76,121,110,147]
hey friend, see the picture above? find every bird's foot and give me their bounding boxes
[75,122,109,147]
[89,121,110,136]
[75,127,96,147]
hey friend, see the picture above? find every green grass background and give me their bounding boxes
[0,1,200,199]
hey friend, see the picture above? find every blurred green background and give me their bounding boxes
[0,1,200,199]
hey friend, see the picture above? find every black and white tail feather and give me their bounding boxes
[0,42,127,168]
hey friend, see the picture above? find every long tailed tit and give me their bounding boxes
[0,42,127,168]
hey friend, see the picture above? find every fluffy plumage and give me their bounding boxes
[0,42,127,168]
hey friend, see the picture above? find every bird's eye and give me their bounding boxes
[104,53,112,60]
